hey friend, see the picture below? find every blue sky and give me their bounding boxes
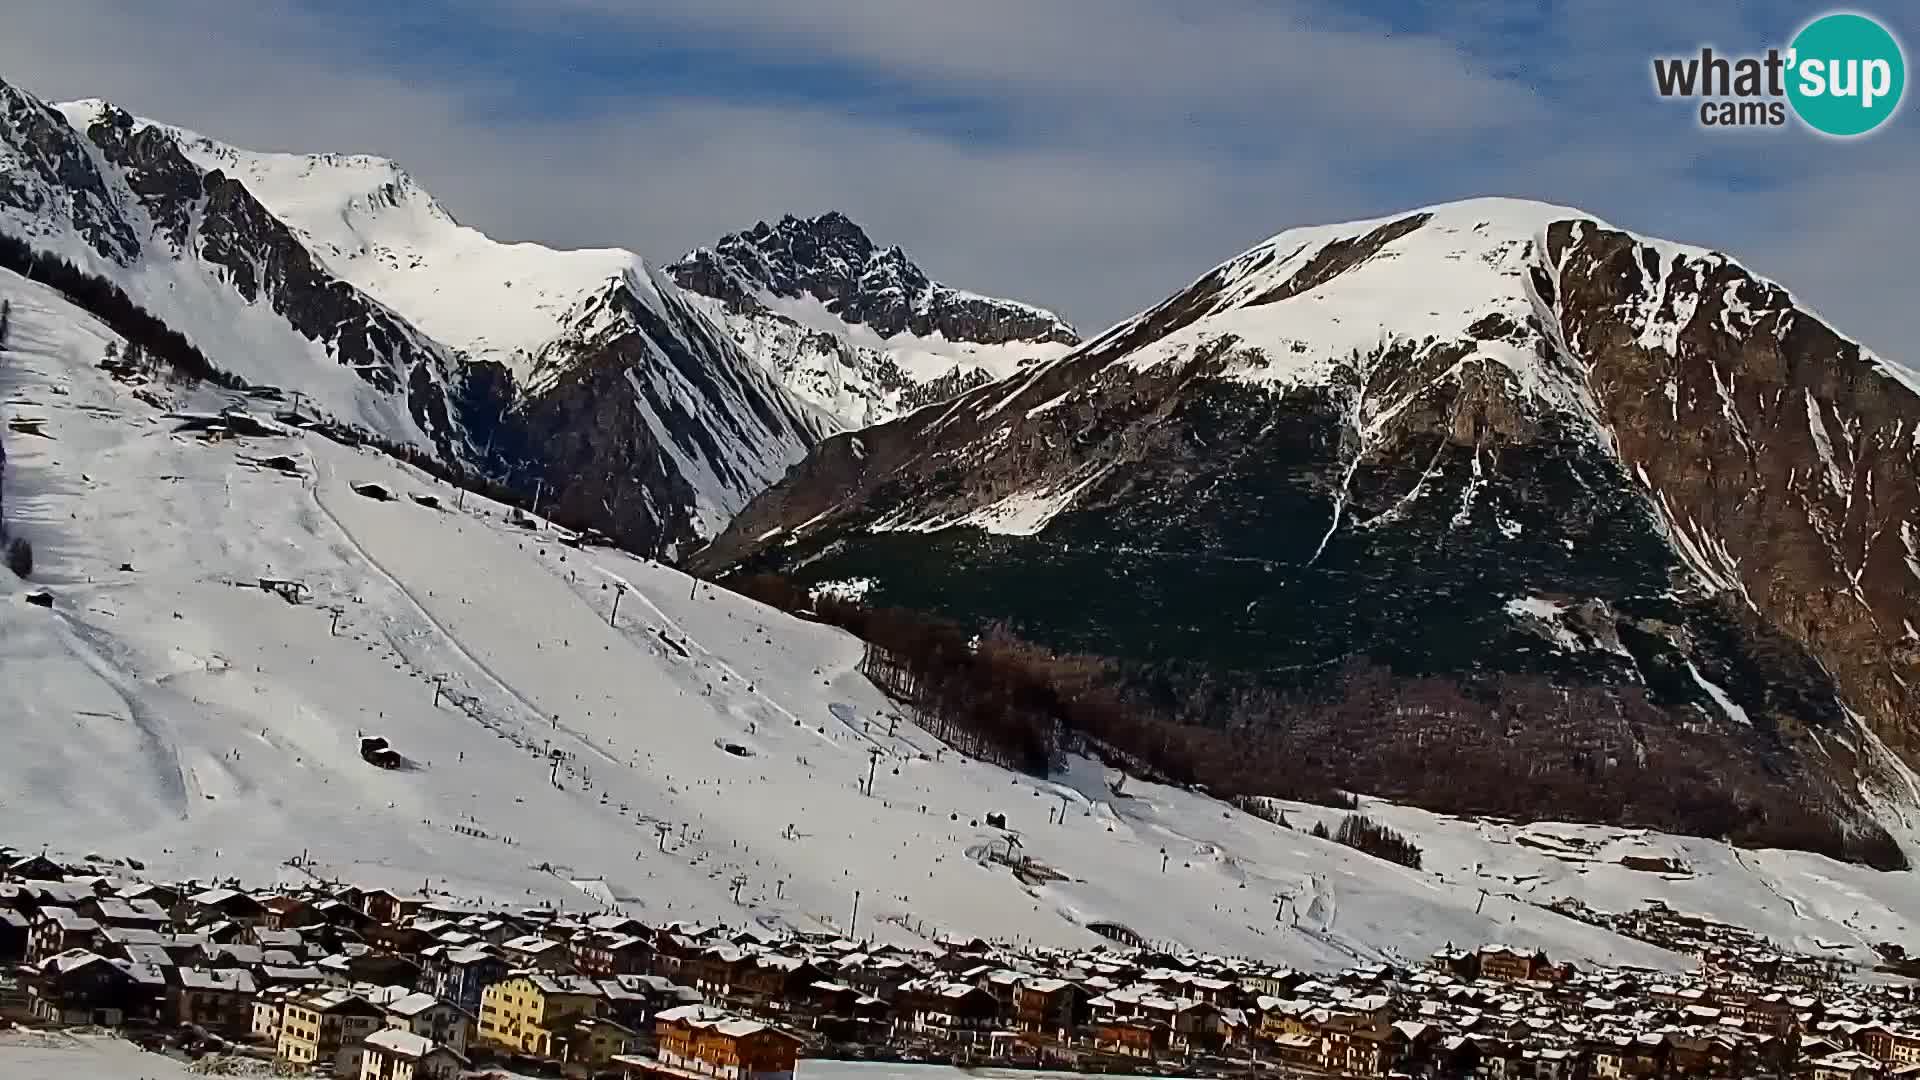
[3,0,1916,354]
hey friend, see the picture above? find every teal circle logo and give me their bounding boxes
[1788,13,1906,136]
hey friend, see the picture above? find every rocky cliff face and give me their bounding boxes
[511,270,835,556]
[670,212,1079,428]
[693,199,1920,862]
[0,84,139,264]
[675,211,1077,346]
[1551,220,1920,753]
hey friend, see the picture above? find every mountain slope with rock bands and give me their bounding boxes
[695,198,1920,867]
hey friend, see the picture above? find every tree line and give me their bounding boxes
[0,231,240,388]
[1311,814,1423,870]
[724,571,1904,870]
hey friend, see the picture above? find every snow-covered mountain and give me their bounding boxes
[0,75,830,555]
[670,213,1080,428]
[13,262,1920,971]
[0,85,462,455]
[161,128,639,390]
[696,198,1920,863]
[161,120,836,554]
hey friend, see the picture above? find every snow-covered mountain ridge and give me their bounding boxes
[670,212,1081,428]
[97,101,839,555]
[63,111,1080,445]
[146,114,645,387]
[1,84,462,455]
[698,198,1920,863]
[1,75,830,556]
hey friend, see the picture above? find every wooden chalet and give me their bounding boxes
[4,854,68,881]
[574,931,654,977]
[26,907,100,963]
[28,950,155,1026]
[726,955,826,1012]
[1478,944,1551,982]
[1013,977,1089,1036]
[615,1003,804,1080]
[906,981,999,1043]
[179,887,268,927]
[165,966,259,1035]
[360,1029,468,1080]
[1091,1018,1170,1060]
[262,895,328,930]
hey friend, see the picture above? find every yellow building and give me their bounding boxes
[277,989,386,1074]
[478,973,606,1058]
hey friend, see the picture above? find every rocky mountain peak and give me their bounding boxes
[664,211,1083,430]
[857,244,929,301]
[704,210,884,308]
[670,211,1077,347]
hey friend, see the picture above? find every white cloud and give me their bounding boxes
[511,0,1553,146]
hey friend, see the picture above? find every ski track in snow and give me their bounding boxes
[306,456,622,770]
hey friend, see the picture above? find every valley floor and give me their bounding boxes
[5,265,1920,975]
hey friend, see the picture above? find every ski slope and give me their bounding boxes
[5,265,1920,973]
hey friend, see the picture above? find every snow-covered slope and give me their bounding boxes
[679,291,1076,431]
[0,1032,205,1079]
[9,265,1920,973]
[1074,198,1595,410]
[671,213,1079,428]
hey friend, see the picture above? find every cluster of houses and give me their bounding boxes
[9,845,1920,1078]
[1547,898,1850,987]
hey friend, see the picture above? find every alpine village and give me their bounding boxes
[6,845,1920,1080]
